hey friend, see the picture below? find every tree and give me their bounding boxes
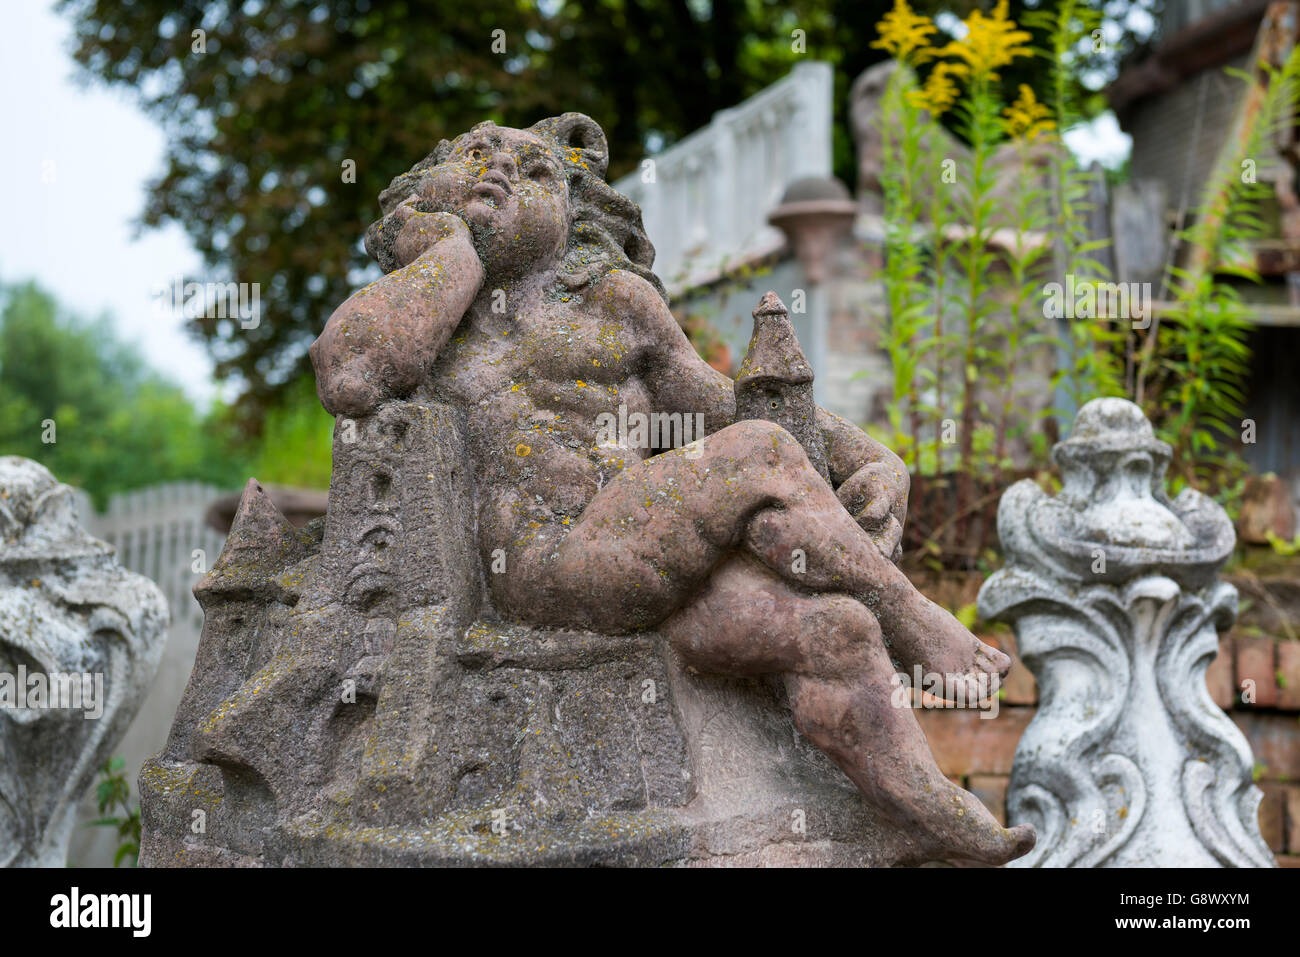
[0,280,247,507]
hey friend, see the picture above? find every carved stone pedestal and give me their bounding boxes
[1,457,167,867]
[979,399,1274,867]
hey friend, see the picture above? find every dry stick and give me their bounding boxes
[921,486,1006,561]
[956,80,994,565]
[932,150,949,481]
[1234,567,1299,641]
[908,171,923,479]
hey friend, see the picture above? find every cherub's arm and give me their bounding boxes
[624,277,736,433]
[818,407,910,560]
[310,212,483,417]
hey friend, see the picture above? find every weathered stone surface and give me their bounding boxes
[143,114,1034,867]
[0,457,167,867]
[980,398,1275,867]
[734,292,829,482]
[141,406,911,866]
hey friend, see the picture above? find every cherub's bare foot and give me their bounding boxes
[783,666,1034,866]
[904,773,1037,866]
[884,595,1012,703]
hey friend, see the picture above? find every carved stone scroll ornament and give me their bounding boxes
[979,399,1274,867]
[0,457,167,867]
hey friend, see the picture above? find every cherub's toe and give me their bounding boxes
[975,642,1012,679]
[1008,823,1036,858]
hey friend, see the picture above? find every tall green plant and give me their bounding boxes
[1025,0,1125,412]
[877,64,932,472]
[88,756,141,867]
[997,86,1055,474]
[872,0,1080,566]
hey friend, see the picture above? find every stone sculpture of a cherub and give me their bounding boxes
[309,112,1034,865]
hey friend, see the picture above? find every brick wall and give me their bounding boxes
[918,629,1300,867]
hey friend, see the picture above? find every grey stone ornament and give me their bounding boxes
[979,399,1274,867]
[0,457,167,867]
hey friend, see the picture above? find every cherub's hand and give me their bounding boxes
[311,210,484,417]
[391,209,477,271]
[836,461,907,561]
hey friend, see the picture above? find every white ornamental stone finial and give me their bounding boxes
[979,398,1274,867]
[0,457,167,867]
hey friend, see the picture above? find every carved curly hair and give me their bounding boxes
[364,113,667,303]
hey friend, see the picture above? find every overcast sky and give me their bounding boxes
[0,1,211,402]
[1,1,1132,410]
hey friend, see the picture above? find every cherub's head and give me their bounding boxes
[365,113,666,299]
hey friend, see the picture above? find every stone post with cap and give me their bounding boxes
[979,398,1274,867]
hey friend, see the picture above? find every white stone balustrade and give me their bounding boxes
[613,61,834,294]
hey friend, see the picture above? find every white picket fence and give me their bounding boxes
[73,482,228,634]
[613,61,835,293]
[67,481,231,867]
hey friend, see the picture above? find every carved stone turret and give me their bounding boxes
[734,291,829,482]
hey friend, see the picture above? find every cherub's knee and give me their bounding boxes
[717,418,808,470]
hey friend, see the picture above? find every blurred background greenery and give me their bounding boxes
[0,279,333,499]
[3,0,1158,497]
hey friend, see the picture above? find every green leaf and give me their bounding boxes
[113,843,138,868]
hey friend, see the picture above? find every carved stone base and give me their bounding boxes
[1,457,167,868]
[980,399,1274,867]
[141,621,911,867]
[141,403,914,867]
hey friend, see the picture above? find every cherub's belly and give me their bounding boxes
[471,428,611,547]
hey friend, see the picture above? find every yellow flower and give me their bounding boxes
[1003,84,1056,140]
[908,61,960,115]
[872,0,937,64]
[937,0,1032,80]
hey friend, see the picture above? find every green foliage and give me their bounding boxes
[88,756,141,868]
[249,376,334,489]
[872,1,1283,561]
[55,0,1157,428]
[876,63,932,472]
[1267,531,1300,557]
[1025,0,1125,411]
[0,281,249,508]
[869,1,1152,566]
[872,2,1070,486]
[954,601,978,629]
[1137,46,1300,495]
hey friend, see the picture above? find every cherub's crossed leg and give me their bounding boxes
[497,418,1033,863]
[504,419,1008,694]
[662,554,1034,865]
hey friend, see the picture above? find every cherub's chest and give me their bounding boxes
[442,306,638,392]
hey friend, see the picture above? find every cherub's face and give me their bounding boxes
[396,125,570,279]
